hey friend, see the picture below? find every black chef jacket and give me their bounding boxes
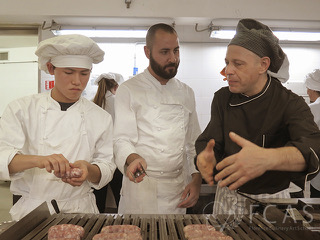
[195,76,320,194]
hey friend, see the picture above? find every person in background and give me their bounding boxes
[93,72,124,120]
[92,72,124,212]
[113,23,202,214]
[0,34,116,221]
[305,69,320,198]
[195,19,320,215]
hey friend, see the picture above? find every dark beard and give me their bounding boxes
[150,52,179,80]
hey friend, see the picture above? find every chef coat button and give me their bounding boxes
[180,147,183,151]
[180,126,183,129]
[177,169,180,172]
[180,106,183,109]
[160,149,164,152]
[154,105,157,109]
[158,127,161,131]
[160,171,164,175]
[43,136,47,140]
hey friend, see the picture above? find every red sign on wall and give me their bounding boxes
[45,80,55,90]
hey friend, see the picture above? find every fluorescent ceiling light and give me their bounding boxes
[274,31,320,41]
[210,29,320,41]
[52,29,147,38]
[210,30,236,40]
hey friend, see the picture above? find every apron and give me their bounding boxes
[118,168,186,214]
[10,98,99,221]
[213,182,290,220]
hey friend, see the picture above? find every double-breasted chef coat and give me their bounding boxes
[113,69,201,214]
[0,91,116,221]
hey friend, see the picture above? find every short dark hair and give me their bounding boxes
[146,23,177,49]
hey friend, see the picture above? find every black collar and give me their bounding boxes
[229,76,271,107]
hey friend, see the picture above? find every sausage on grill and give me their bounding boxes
[184,224,216,233]
[48,224,84,240]
[101,224,141,233]
[93,232,142,240]
[183,224,233,240]
[93,225,142,240]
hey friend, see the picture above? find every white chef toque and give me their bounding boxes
[35,34,105,73]
[305,69,320,91]
[94,73,116,85]
[94,72,124,85]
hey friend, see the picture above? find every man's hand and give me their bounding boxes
[215,132,270,190]
[38,154,71,178]
[177,173,202,208]
[196,139,216,185]
[9,154,102,187]
[39,154,88,187]
[62,161,89,187]
[126,157,147,183]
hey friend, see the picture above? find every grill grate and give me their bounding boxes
[1,213,320,240]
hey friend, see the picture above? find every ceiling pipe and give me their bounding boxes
[125,0,132,8]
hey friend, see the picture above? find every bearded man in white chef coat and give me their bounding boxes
[305,69,320,198]
[113,23,202,214]
[0,34,116,221]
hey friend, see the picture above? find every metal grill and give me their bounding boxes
[1,201,320,240]
[1,212,319,240]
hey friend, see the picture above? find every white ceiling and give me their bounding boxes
[1,0,320,48]
[2,0,320,28]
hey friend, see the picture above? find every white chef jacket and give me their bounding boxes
[113,69,201,214]
[309,97,320,191]
[0,91,116,220]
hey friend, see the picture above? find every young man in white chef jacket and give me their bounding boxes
[113,23,202,214]
[0,34,116,221]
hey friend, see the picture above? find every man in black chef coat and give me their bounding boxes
[195,18,320,215]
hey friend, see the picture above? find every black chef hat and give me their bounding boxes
[229,18,286,73]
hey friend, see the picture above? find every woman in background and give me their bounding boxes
[93,72,124,212]
[93,73,124,120]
